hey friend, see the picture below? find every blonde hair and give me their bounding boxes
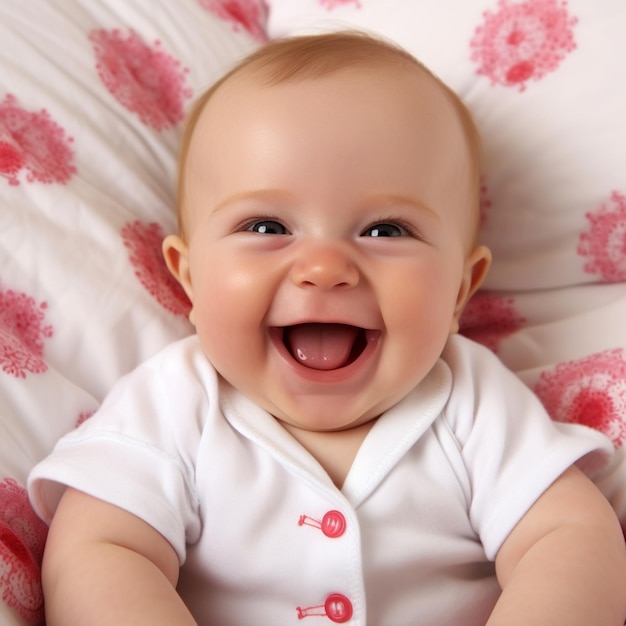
[176,31,481,238]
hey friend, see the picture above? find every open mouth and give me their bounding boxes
[282,323,369,371]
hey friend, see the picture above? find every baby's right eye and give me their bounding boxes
[246,220,289,235]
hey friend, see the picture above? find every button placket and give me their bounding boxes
[296,509,354,621]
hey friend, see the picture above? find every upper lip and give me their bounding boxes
[268,316,379,331]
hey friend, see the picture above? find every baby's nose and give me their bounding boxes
[290,244,360,290]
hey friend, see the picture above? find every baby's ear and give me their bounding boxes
[450,245,492,334]
[163,235,195,323]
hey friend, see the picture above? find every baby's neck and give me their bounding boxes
[280,419,377,489]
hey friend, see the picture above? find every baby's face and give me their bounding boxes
[165,65,490,433]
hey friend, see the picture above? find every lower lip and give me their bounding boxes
[268,327,382,384]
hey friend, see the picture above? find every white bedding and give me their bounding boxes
[1,0,624,623]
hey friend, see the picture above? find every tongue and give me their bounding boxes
[285,323,359,371]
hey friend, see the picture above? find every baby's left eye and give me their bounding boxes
[361,223,406,238]
[246,220,288,235]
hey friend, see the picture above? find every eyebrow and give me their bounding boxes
[210,189,441,222]
[211,189,297,214]
[365,193,441,221]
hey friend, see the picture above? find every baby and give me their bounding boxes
[29,32,626,625]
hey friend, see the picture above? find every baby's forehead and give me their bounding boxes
[187,60,478,190]
[197,60,453,132]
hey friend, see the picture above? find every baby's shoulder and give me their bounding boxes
[442,334,521,389]
[439,334,545,436]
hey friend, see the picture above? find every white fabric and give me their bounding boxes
[28,334,611,626]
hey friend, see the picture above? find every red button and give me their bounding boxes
[321,510,346,538]
[325,594,353,623]
[298,510,347,538]
[297,593,353,622]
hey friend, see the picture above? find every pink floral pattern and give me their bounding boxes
[121,221,192,317]
[0,478,47,623]
[578,190,626,283]
[89,29,192,131]
[534,349,626,448]
[459,292,525,352]
[198,0,268,42]
[470,0,577,91]
[0,94,76,186]
[0,288,53,378]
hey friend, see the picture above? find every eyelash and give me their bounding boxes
[236,217,289,235]
[361,218,422,239]
[235,216,423,240]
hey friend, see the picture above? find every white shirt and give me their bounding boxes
[28,334,611,625]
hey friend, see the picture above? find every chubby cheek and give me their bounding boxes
[190,264,271,377]
[380,265,459,356]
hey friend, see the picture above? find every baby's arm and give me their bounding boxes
[490,466,626,625]
[42,487,197,626]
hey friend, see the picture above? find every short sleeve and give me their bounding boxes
[28,337,211,563]
[442,336,613,560]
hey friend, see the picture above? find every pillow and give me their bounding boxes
[265,0,626,522]
[0,1,262,623]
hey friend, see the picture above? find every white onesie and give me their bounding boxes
[28,334,611,625]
